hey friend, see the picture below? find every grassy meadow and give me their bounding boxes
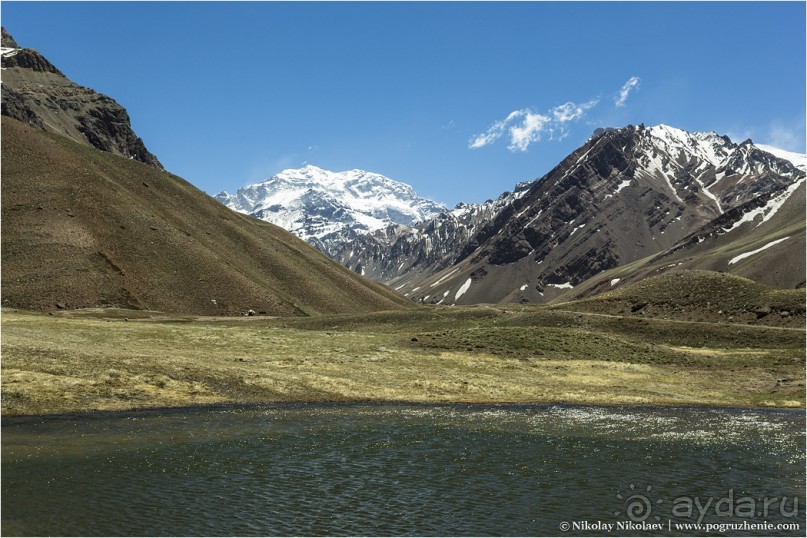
[3,294,803,415]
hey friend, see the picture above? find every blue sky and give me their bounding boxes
[3,2,805,206]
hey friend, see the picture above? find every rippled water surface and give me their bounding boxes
[2,404,804,536]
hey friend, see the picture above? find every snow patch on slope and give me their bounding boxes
[723,177,806,233]
[729,237,791,265]
[547,282,574,290]
[430,267,460,287]
[454,278,472,301]
[614,178,632,194]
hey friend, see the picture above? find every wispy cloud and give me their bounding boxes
[766,121,806,152]
[727,118,806,152]
[508,111,551,151]
[615,76,641,107]
[469,99,599,152]
[469,109,526,149]
[552,99,599,123]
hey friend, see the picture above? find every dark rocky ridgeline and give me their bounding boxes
[1,27,164,170]
[74,97,163,168]
[1,85,46,130]
[2,26,19,48]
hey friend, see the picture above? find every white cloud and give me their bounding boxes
[469,99,598,152]
[552,99,599,123]
[469,109,525,149]
[469,127,503,149]
[615,76,641,107]
[508,111,550,152]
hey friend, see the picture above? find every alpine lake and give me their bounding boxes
[2,403,804,536]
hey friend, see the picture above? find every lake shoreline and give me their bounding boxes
[3,398,805,423]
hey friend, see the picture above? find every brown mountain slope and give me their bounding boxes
[1,116,411,315]
[562,181,806,302]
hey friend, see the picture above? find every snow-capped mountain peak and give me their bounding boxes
[216,166,446,255]
[642,123,805,172]
[644,123,736,167]
[624,124,804,216]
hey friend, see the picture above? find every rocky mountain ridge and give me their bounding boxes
[1,27,163,169]
[334,181,533,282]
[343,124,804,305]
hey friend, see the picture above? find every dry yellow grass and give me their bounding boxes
[2,308,803,415]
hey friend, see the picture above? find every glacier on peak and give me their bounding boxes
[215,165,446,251]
